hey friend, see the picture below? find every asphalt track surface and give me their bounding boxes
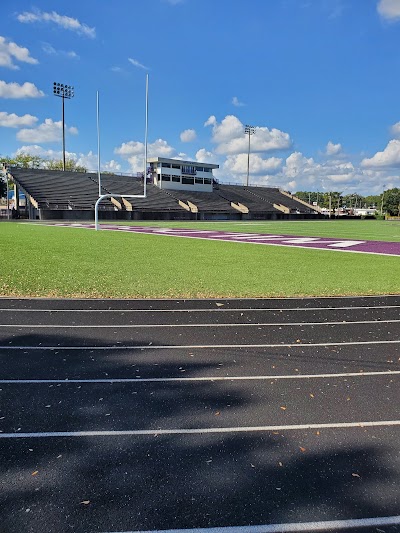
[0,296,400,533]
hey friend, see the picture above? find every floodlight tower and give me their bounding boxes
[53,82,75,171]
[245,124,256,186]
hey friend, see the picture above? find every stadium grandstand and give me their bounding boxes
[4,158,321,221]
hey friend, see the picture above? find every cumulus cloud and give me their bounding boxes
[114,138,177,172]
[17,10,96,38]
[128,57,149,70]
[325,141,342,156]
[377,0,400,21]
[0,112,38,128]
[390,121,400,138]
[16,119,78,143]
[0,36,38,69]
[0,81,44,99]
[205,114,292,155]
[180,129,197,142]
[195,148,218,163]
[232,96,245,107]
[361,139,400,168]
[224,154,282,175]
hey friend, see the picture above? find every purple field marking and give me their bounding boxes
[49,223,400,256]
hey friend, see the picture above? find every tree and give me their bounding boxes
[44,158,87,172]
[383,188,400,216]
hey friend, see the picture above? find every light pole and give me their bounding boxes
[245,124,256,186]
[380,184,386,216]
[53,82,74,171]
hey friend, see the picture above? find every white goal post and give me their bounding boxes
[94,74,148,231]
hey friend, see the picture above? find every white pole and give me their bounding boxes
[97,90,101,198]
[144,74,149,197]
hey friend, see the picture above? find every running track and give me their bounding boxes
[0,296,400,532]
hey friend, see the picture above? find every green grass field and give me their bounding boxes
[0,220,399,298]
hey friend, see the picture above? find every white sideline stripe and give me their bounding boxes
[2,370,400,384]
[2,319,399,328]
[1,305,399,313]
[101,515,400,533]
[1,339,400,350]
[1,420,400,439]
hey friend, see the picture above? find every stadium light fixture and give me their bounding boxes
[53,82,75,171]
[244,125,256,186]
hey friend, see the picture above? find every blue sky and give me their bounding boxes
[1,0,400,195]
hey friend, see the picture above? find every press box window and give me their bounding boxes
[182,177,194,185]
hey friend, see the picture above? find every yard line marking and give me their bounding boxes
[1,370,400,384]
[1,420,400,438]
[1,340,400,350]
[1,319,399,328]
[100,514,400,532]
[1,305,399,313]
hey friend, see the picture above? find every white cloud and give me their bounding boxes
[390,121,400,138]
[232,96,245,107]
[0,36,38,70]
[325,141,342,156]
[205,114,292,155]
[128,57,149,70]
[114,138,177,172]
[0,111,38,128]
[361,139,400,168]
[377,0,400,21]
[180,129,197,142]
[0,81,44,99]
[224,154,282,175]
[204,115,216,127]
[195,148,218,163]
[16,119,78,143]
[17,10,96,38]
[42,42,79,59]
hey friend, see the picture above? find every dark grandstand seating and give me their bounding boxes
[246,186,313,213]
[9,169,109,209]
[8,167,318,220]
[166,190,238,213]
[217,185,281,213]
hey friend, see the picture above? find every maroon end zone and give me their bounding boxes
[50,223,400,256]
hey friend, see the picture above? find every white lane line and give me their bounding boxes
[1,340,400,350]
[1,420,400,438]
[101,514,400,532]
[1,305,399,313]
[1,319,399,328]
[1,370,400,384]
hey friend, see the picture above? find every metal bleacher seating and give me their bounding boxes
[217,185,281,213]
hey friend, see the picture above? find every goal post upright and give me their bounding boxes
[95,74,149,231]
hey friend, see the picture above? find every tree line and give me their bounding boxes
[295,190,400,216]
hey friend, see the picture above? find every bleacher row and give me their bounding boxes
[9,168,315,218]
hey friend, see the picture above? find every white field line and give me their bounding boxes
[1,340,400,350]
[102,514,400,533]
[1,319,400,329]
[37,223,400,256]
[0,305,399,313]
[2,420,400,439]
[1,370,400,384]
